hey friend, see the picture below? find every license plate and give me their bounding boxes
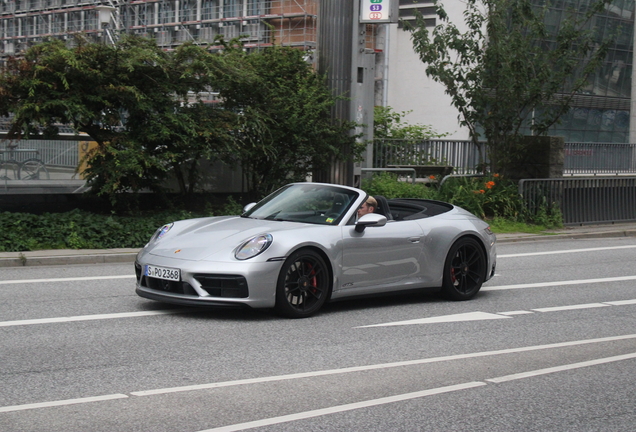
[145,265,180,281]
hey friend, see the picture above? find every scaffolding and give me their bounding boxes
[1,0,317,60]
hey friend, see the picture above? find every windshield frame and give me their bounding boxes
[243,183,362,225]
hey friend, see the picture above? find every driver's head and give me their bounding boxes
[358,196,377,217]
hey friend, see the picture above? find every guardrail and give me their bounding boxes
[519,177,636,225]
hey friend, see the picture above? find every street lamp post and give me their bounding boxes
[95,5,116,45]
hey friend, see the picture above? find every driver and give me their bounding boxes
[357,196,377,218]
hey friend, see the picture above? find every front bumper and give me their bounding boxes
[134,256,283,309]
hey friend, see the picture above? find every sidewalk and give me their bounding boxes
[2,222,636,268]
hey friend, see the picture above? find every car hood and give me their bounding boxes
[144,216,312,261]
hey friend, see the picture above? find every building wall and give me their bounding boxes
[0,0,318,57]
[384,0,635,144]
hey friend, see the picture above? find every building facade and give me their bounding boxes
[0,0,318,57]
[1,0,634,144]
[386,0,635,144]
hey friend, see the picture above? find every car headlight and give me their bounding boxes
[235,234,273,260]
[146,223,174,246]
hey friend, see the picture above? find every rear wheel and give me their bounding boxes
[275,249,330,318]
[441,237,486,300]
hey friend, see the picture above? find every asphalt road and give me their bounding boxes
[1,236,636,431]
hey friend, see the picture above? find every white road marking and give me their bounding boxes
[0,309,188,327]
[360,299,636,328]
[198,351,636,432]
[605,299,636,305]
[532,303,610,312]
[356,311,511,328]
[195,382,488,432]
[497,310,534,316]
[131,333,636,397]
[482,275,636,291]
[486,352,636,383]
[498,244,636,258]
[0,275,135,285]
[2,334,636,415]
[0,394,128,413]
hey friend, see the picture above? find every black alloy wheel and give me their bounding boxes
[441,237,487,300]
[275,249,330,318]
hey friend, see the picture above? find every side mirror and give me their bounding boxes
[355,213,387,233]
[243,202,257,213]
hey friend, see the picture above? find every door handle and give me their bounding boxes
[408,237,421,243]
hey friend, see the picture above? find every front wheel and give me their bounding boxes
[275,249,330,318]
[441,237,486,301]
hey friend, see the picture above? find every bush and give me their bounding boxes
[436,174,524,220]
[0,209,207,252]
[364,172,562,227]
[361,172,436,199]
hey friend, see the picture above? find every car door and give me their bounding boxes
[338,220,425,292]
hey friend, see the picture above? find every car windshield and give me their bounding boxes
[243,184,360,225]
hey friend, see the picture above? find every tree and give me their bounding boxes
[374,106,447,140]
[0,35,242,202]
[408,0,614,175]
[217,44,361,198]
[1,36,359,202]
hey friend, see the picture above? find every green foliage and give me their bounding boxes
[1,36,357,203]
[437,174,524,219]
[361,172,437,199]
[363,172,562,227]
[0,209,207,252]
[374,106,447,140]
[218,44,361,197]
[373,106,450,167]
[408,0,613,175]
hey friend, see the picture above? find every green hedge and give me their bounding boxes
[0,209,205,252]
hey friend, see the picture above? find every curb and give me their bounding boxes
[0,250,139,268]
[496,229,636,243]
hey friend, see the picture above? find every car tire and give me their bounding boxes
[441,237,486,301]
[275,249,330,318]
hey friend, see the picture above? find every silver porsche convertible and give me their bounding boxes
[135,182,496,318]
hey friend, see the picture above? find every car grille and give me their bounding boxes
[143,276,198,295]
[194,274,249,298]
[135,262,197,295]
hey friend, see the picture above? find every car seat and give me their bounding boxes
[374,195,393,221]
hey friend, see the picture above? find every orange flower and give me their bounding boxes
[429,175,436,180]
[479,189,485,194]
[493,173,500,178]
[485,181,495,189]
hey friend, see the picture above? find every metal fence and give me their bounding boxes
[564,142,636,175]
[372,139,486,175]
[1,140,80,167]
[519,177,636,225]
[373,139,636,176]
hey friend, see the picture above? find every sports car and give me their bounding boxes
[135,182,496,318]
